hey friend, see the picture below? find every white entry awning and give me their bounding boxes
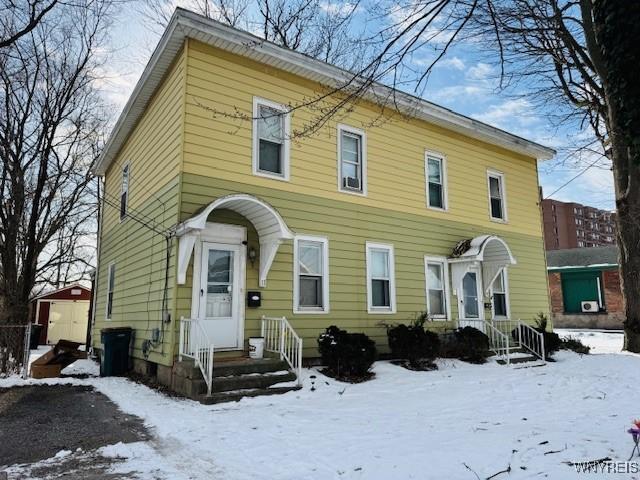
[175,194,294,287]
[449,235,517,295]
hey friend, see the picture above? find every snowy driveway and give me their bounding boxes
[2,336,639,479]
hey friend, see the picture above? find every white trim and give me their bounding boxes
[119,162,130,222]
[365,242,396,314]
[31,283,90,301]
[489,268,511,319]
[424,255,451,321]
[293,235,330,314]
[425,150,448,211]
[337,124,367,196]
[252,97,291,181]
[106,262,115,320]
[487,169,508,223]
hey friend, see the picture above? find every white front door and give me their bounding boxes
[458,267,484,330]
[199,242,244,350]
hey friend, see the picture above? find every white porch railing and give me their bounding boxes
[261,316,303,386]
[456,318,546,365]
[179,317,214,396]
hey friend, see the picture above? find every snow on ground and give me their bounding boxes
[556,328,624,354]
[4,337,640,479]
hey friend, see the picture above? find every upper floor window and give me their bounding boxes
[106,263,115,319]
[487,170,507,221]
[425,256,450,319]
[293,235,329,313]
[491,269,509,318]
[120,164,129,221]
[366,242,396,313]
[426,152,447,210]
[253,97,290,180]
[338,125,366,195]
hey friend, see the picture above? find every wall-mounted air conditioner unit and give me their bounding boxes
[581,301,599,313]
[342,176,361,191]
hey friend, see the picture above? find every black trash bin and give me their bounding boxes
[30,323,43,349]
[100,327,132,376]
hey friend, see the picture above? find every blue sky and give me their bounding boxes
[102,3,615,211]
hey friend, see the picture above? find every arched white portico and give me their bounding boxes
[449,235,517,323]
[176,194,294,287]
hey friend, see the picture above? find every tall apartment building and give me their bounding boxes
[542,199,616,250]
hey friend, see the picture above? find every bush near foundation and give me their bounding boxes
[317,326,377,382]
[387,313,440,371]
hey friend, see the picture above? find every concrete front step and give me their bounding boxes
[497,355,541,365]
[214,358,289,377]
[212,371,297,393]
[199,386,302,405]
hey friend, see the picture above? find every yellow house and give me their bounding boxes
[91,9,555,402]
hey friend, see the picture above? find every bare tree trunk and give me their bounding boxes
[590,0,640,351]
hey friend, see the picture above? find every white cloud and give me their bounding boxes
[466,62,493,81]
[473,99,537,129]
[438,56,465,71]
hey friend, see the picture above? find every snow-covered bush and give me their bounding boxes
[534,313,561,360]
[317,326,377,382]
[441,327,491,364]
[560,337,591,354]
[386,314,440,370]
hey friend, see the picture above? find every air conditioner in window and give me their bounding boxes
[343,176,361,190]
[581,301,599,312]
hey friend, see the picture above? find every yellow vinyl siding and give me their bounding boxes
[177,174,550,356]
[182,40,542,238]
[93,46,186,366]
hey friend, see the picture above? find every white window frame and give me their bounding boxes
[293,235,330,314]
[425,151,448,211]
[252,97,291,181]
[120,162,130,222]
[365,242,396,314]
[487,169,508,222]
[106,262,115,320]
[337,124,367,196]
[490,268,510,319]
[424,255,451,320]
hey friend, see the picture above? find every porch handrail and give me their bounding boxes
[179,317,214,396]
[261,316,303,386]
[517,321,546,362]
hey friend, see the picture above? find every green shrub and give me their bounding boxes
[317,326,377,382]
[387,314,440,370]
[440,327,491,364]
[534,312,561,360]
[560,337,591,354]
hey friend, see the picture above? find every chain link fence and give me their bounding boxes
[0,324,31,378]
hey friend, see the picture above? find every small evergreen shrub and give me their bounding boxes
[387,313,440,370]
[560,337,591,355]
[440,327,491,364]
[317,326,377,382]
[534,312,561,360]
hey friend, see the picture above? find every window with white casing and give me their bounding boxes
[106,263,115,320]
[338,125,366,195]
[491,269,509,318]
[426,152,447,210]
[487,170,507,221]
[425,256,450,320]
[253,98,290,180]
[366,243,396,313]
[120,163,129,221]
[294,236,329,313]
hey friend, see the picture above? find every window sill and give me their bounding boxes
[254,170,290,182]
[427,205,448,213]
[367,308,396,314]
[489,217,508,224]
[338,187,367,197]
[293,308,329,315]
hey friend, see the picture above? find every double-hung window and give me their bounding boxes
[426,152,447,210]
[366,242,396,313]
[424,256,450,319]
[487,170,507,221]
[294,236,329,313]
[106,263,115,319]
[491,269,509,318]
[338,125,366,194]
[120,164,129,221]
[253,98,290,180]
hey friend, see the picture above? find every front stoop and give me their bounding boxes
[172,357,301,403]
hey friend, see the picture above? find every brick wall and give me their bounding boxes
[548,272,564,313]
[603,269,623,313]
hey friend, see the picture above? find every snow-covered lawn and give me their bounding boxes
[556,328,624,354]
[3,338,640,479]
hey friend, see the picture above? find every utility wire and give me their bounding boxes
[544,156,605,199]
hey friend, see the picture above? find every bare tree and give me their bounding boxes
[0,0,58,49]
[0,0,112,345]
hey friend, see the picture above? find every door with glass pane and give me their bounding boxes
[198,242,243,350]
[459,267,484,330]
